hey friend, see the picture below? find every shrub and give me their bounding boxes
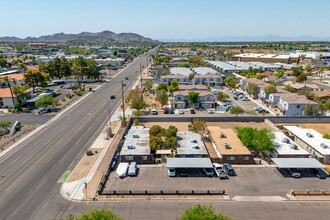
[61,97,66,102]
[75,90,82,96]
[86,150,93,156]
[80,87,85,92]
[66,93,72,98]
[35,95,54,108]
[134,119,139,125]
[323,134,330,139]
[14,103,22,111]
[38,110,41,115]
[53,99,60,106]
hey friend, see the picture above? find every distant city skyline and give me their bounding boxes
[1,0,330,40]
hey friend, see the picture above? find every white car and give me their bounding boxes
[213,163,227,179]
[168,168,176,177]
[179,110,184,114]
[208,109,214,114]
[151,109,158,115]
[202,168,214,177]
[242,97,250,101]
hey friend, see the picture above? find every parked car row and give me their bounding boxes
[254,106,269,114]
[167,163,236,179]
[284,168,327,179]
[231,89,250,101]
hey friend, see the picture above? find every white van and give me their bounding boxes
[127,162,137,176]
[116,162,129,178]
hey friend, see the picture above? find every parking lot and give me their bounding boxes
[103,165,330,197]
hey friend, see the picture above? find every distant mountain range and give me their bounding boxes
[0,30,158,44]
[158,35,330,42]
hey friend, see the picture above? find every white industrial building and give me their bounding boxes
[169,67,193,76]
[192,67,219,75]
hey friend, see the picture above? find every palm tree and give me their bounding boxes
[2,76,15,105]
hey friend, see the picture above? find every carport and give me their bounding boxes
[272,158,325,169]
[167,158,213,168]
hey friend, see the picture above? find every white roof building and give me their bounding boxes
[273,132,310,158]
[120,126,150,156]
[284,125,330,164]
[170,67,192,76]
[192,67,218,75]
[176,132,208,157]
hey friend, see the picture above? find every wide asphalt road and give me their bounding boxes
[0,48,158,220]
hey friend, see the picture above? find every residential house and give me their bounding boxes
[160,75,189,86]
[208,127,254,164]
[192,74,223,87]
[179,84,208,91]
[0,74,25,87]
[120,126,154,164]
[277,93,318,116]
[0,88,32,108]
[173,90,215,109]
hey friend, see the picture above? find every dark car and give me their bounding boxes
[169,108,174,114]
[258,109,269,114]
[178,168,188,177]
[125,77,129,80]
[223,163,235,176]
[233,96,238,100]
[110,95,116,99]
[164,109,169,114]
[310,168,327,179]
[190,109,196,114]
[123,83,126,87]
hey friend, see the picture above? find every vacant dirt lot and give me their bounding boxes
[276,123,330,135]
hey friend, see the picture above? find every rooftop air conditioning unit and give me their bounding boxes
[224,143,231,149]
[282,138,290,143]
[320,143,329,149]
[128,145,136,149]
[191,139,198,143]
[289,144,298,150]
[193,145,200,149]
[133,134,140,138]
[306,133,314,138]
[220,132,226,138]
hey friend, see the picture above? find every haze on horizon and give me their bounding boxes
[1,0,330,40]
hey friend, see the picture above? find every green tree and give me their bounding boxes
[144,80,153,90]
[325,98,330,110]
[303,103,314,116]
[125,89,141,103]
[160,72,167,76]
[72,56,86,85]
[296,73,307,84]
[130,97,147,111]
[246,82,259,96]
[60,57,72,79]
[119,116,127,126]
[23,69,49,92]
[292,66,304,76]
[0,119,11,132]
[156,83,168,92]
[149,136,163,153]
[274,69,284,78]
[47,57,61,79]
[252,128,275,154]
[85,58,100,79]
[229,106,244,117]
[191,119,207,136]
[189,72,196,80]
[225,76,237,88]
[305,64,313,74]
[188,91,199,105]
[12,83,29,104]
[61,208,123,220]
[284,84,294,92]
[149,125,165,137]
[235,127,255,149]
[35,94,54,108]
[177,204,234,220]
[167,125,178,138]
[156,89,168,108]
[216,92,230,102]
[166,137,177,149]
[170,80,179,91]
[264,85,277,94]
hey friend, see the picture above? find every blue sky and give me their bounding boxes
[1,0,329,39]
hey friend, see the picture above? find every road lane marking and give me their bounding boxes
[57,170,72,183]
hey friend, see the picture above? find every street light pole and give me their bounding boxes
[107,99,111,126]
[121,80,125,123]
[140,63,143,100]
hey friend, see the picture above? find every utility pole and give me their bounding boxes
[140,63,143,100]
[121,80,125,124]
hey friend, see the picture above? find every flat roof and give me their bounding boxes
[120,126,150,155]
[192,67,218,75]
[176,132,208,155]
[208,127,252,155]
[272,158,325,169]
[170,67,192,76]
[167,158,213,168]
[273,132,310,156]
[284,126,330,156]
